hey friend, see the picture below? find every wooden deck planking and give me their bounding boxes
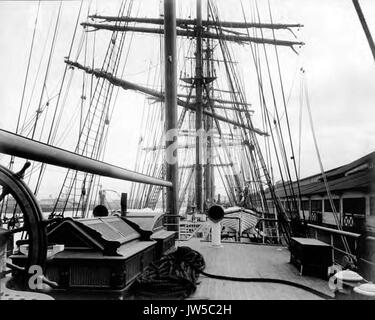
[180,239,334,300]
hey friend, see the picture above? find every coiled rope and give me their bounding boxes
[129,246,205,299]
[129,246,333,300]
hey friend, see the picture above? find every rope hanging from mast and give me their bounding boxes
[302,70,352,258]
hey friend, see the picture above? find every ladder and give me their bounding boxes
[145,164,165,210]
[51,26,125,218]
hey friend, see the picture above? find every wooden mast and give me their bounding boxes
[195,0,204,214]
[204,2,214,206]
[164,0,179,232]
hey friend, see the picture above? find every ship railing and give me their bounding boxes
[178,221,203,241]
[254,218,281,243]
[200,215,258,242]
[307,223,361,265]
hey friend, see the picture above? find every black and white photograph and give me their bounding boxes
[0,0,374,308]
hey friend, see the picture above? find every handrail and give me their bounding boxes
[179,221,204,241]
[186,223,205,241]
[0,129,172,187]
[307,223,361,264]
[307,223,361,239]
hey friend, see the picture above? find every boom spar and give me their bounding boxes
[81,22,304,48]
[89,15,303,30]
[65,59,268,136]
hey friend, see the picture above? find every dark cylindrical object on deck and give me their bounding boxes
[93,205,109,217]
[207,205,225,223]
[121,193,128,216]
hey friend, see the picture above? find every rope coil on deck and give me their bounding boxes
[129,246,205,299]
[129,246,333,300]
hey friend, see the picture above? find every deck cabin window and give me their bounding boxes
[324,199,340,213]
[371,197,375,216]
[311,200,322,212]
[343,197,366,215]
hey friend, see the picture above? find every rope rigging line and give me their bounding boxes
[205,3,252,204]
[132,23,165,208]
[210,0,293,241]
[256,1,301,215]
[302,71,352,257]
[251,12,273,186]
[1,0,39,211]
[266,0,304,218]
[129,61,152,208]
[252,0,299,216]
[137,56,162,208]
[33,0,85,196]
[209,2,271,211]
[20,13,55,138]
[298,69,304,179]
[240,0,294,223]
[77,0,135,216]
[30,1,62,141]
[11,1,41,169]
[132,24,199,210]
[24,2,63,194]
[50,0,134,217]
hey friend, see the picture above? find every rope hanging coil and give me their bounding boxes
[129,246,205,300]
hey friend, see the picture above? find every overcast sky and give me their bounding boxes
[0,0,375,200]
